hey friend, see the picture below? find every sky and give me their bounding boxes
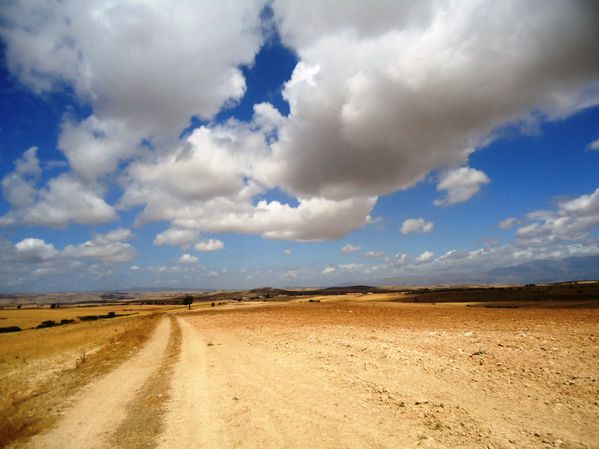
[0,0,598,292]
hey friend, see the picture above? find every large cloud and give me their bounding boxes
[265,0,599,199]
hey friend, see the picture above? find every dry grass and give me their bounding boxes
[109,315,182,449]
[0,304,174,330]
[0,313,161,448]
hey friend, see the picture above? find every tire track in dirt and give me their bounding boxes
[158,315,414,449]
[157,316,225,449]
[21,316,171,449]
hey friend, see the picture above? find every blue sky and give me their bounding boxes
[0,1,598,292]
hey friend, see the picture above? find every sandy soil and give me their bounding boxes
[159,303,599,449]
[12,302,599,449]
[17,317,171,449]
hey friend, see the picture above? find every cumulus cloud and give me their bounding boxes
[283,270,297,278]
[498,217,519,230]
[265,0,599,200]
[0,0,269,228]
[416,251,435,263]
[283,249,292,255]
[15,238,58,262]
[64,232,136,263]
[341,243,361,254]
[101,228,133,243]
[517,187,599,244]
[400,218,434,235]
[153,228,199,247]
[178,254,199,264]
[587,138,599,151]
[1,173,117,228]
[322,266,336,275]
[363,250,384,258]
[195,239,224,252]
[0,0,266,136]
[2,0,599,251]
[434,167,490,206]
[0,148,116,227]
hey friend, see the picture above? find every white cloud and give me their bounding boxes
[341,243,361,254]
[338,263,363,271]
[283,270,297,279]
[130,265,140,271]
[64,239,136,263]
[265,1,599,201]
[1,0,598,251]
[0,172,116,227]
[400,218,434,235]
[587,138,599,151]
[0,0,266,137]
[178,254,198,264]
[517,187,599,244]
[365,215,383,225]
[283,249,292,255]
[153,228,199,247]
[498,217,519,230]
[0,0,270,230]
[15,238,58,262]
[322,266,336,275]
[194,239,224,252]
[14,146,42,178]
[363,251,383,258]
[101,228,133,243]
[416,251,434,263]
[1,148,116,227]
[434,167,490,206]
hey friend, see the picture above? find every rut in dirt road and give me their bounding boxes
[157,317,224,449]
[20,317,172,449]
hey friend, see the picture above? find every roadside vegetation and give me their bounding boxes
[110,315,182,449]
[0,313,161,447]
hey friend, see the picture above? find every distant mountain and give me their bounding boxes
[372,255,599,286]
[487,255,599,283]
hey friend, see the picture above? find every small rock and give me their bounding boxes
[232,396,240,401]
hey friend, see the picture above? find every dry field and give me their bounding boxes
[1,300,598,448]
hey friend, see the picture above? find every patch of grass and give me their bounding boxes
[109,315,182,449]
[0,314,161,448]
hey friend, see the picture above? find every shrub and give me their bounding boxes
[0,326,22,333]
[36,320,58,329]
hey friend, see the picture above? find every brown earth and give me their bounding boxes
[5,301,599,448]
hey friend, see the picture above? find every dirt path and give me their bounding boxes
[21,316,171,449]
[157,317,225,449]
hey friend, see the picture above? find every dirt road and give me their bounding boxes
[19,317,171,449]
[13,302,599,449]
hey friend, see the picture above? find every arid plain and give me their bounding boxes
[1,287,598,449]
